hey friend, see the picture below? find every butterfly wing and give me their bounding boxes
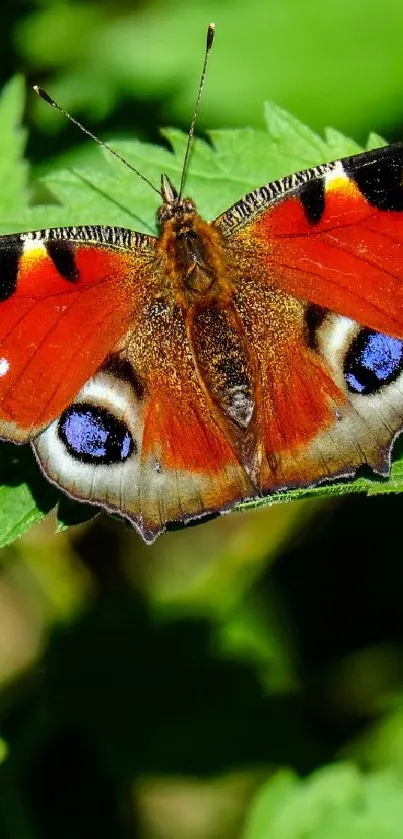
[0,226,155,440]
[218,142,403,336]
[33,296,253,542]
[0,225,252,540]
[215,142,403,489]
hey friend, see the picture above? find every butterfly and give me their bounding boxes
[2,26,403,543]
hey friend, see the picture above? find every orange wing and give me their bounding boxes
[218,142,403,338]
[0,226,155,441]
[215,142,403,488]
[33,296,254,542]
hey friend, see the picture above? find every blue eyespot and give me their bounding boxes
[344,329,403,395]
[58,404,134,464]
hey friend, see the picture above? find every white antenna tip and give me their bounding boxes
[207,23,215,50]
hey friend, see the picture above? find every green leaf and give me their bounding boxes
[14,0,403,144]
[0,444,59,549]
[0,77,28,217]
[243,764,403,839]
[1,80,403,544]
[0,739,8,766]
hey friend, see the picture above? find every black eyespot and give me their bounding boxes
[344,329,403,395]
[58,403,135,464]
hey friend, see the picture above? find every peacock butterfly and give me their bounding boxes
[1,24,403,542]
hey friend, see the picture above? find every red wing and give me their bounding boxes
[219,142,403,339]
[0,227,155,441]
[33,298,255,542]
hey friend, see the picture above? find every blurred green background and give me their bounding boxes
[2,1,403,837]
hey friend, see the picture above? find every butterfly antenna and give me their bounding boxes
[178,22,215,200]
[33,85,162,197]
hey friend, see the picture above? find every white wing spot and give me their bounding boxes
[324,160,347,185]
[0,358,10,377]
[22,238,46,255]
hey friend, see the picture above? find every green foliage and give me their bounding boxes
[13,0,403,143]
[0,445,57,548]
[0,78,29,217]
[243,764,403,839]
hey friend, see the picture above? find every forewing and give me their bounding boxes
[218,142,403,338]
[0,226,154,440]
